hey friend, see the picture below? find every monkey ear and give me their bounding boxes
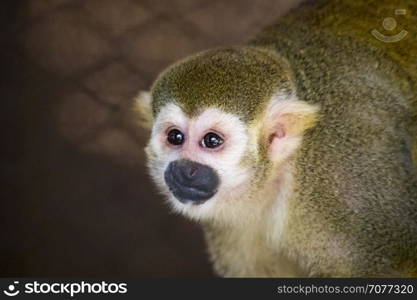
[134,91,153,130]
[263,95,319,162]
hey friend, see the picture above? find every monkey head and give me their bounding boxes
[136,46,318,224]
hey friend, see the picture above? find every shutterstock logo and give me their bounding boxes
[3,281,20,297]
[2,281,127,298]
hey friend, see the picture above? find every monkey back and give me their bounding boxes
[251,0,417,276]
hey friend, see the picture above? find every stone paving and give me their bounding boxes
[3,0,301,276]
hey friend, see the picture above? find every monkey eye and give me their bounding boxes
[167,129,185,146]
[202,132,224,149]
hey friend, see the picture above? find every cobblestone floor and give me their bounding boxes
[1,0,301,276]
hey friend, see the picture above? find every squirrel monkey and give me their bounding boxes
[135,0,417,277]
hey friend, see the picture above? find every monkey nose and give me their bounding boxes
[164,159,219,204]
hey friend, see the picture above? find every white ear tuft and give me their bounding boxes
[263,94,319,162]
[133,91,153,129]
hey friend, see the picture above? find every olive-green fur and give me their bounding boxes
[151,47,294,123]
[149,0,417,276]
[251,0,417,276]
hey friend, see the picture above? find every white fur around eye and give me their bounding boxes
[152,103,187,137]
[190,108,250,188]
[146,103,187,194]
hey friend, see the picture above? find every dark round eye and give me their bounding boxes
[202,132,224,149]
[167,129,185,146]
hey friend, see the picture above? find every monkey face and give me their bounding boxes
[144,103,254,221]
[136,47,319,222]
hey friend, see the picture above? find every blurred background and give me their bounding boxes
[0,0,302,277]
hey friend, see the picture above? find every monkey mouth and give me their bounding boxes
[164,166,217,205]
